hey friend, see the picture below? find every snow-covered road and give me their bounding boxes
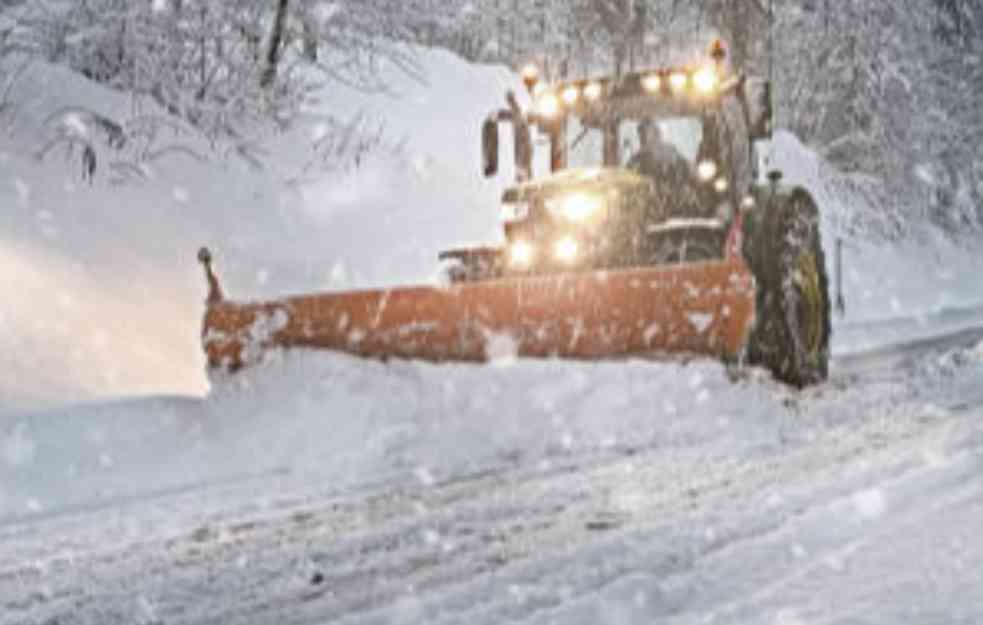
[2,321,981,625]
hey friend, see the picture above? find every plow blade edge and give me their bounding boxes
[201,258,756,371]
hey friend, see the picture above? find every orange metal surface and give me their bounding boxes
[202,258,756,371]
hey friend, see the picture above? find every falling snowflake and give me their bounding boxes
[14,178,30,206]
[314,2,341,25]
[421,529,440,545]
[2,424,36,467]
[484,330,518,366]
[414,466,435,486]
[686,312,714,333]
[852,488,886,520]
[643,322,660,345]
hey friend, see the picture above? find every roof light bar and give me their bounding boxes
[561,85,580,105]
[641,74,662,93]
[521,63,540,93]
[525,45,730,117]
[669,72,688,93]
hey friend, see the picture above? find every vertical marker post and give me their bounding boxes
[835,237,846,317]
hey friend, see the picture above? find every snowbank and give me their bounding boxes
[0,352,769,523]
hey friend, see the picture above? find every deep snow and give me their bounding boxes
[2,341,982,624]
[2,45,983,625]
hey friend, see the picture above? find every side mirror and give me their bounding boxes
[482,118,499,177]
[745,78,773,140]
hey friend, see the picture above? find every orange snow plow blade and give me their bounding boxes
[199,250,755,371]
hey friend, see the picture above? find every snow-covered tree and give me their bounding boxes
[1,0,422,149]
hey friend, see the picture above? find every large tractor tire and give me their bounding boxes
[746,190,831,387]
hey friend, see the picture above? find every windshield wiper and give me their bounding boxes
[568,126,591,153]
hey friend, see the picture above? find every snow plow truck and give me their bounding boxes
[199,42,831,387]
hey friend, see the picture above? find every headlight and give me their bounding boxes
[501,201,529,222]
[510,240,534,267]
[547,193,604,222]
[669,72,688,93]
[561,86,580,105]
[714,177,729,193]
[583,81,603,101]
[536,92,560,117]
[554,237,579,263]
[697,160,718,182]
[693,67,718,94]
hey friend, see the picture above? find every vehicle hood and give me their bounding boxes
[502,167,652,203]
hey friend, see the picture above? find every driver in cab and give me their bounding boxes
[628,119,698,218]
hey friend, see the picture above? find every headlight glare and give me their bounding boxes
[554,237,579,263]
[584,82,603,101]
[563,193,602,221]
[642,74,662,93]
[697,160,718,182]
[536,92,560,117]
[693,67,718,94]
[547,193,604,222]
[669,72,688,92]
[510,240,534,267]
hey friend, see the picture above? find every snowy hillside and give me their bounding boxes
[2,44,983,625]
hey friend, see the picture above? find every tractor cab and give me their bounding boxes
[451,43,772,280]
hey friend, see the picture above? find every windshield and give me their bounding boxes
[622,117,703,165]
[563,116,704,169]
[565,117,606,169]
